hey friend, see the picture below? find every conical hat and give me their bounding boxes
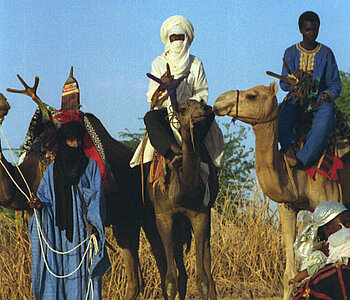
[61,66,80,110]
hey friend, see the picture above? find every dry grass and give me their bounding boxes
[0,183,286,299]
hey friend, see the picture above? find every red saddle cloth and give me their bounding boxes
[305,153,343,181]
[293,120,344,181]
[53,110,114,193]
[293,263,350,300]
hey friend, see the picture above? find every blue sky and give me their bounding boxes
[0,1,349,149]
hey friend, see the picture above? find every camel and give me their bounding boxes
[144,73,217,300]
[213,82,350,300]
[0,75,164,300]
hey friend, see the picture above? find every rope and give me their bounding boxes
[0,125,33,197]
[283,155,298,199]
[0,125,96,298]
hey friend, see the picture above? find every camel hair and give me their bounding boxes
[145,71,217,300]
[213,81,350,300]
[0,75,166,300]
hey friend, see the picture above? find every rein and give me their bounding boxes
[230,90,280,125]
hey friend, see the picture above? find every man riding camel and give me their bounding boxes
[278,11,342,168]
[130,15,223,204]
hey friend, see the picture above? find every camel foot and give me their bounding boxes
[166,282,176,299]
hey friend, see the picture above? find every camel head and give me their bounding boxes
[177,99,210,132]
[0,94,10,124]
[213,82,279,125]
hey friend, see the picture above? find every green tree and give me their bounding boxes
[335,71,350,123]
[118,128,144,150]
[118,122,255,210]
[216,122,255,202]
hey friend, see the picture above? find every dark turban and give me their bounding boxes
[54,121,88,242]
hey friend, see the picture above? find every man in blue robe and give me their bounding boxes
[28,121,110,300]
[278,11,342,167]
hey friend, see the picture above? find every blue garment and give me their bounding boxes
[278,42,342,166]
[29,158,110,300]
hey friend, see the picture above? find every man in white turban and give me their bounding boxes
[144,15,212,158]
[130,15,223,205]
[289,201,350,299]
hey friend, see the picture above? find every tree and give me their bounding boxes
[216,122,255,204]
[118,128,144,150]
[118,122,255,211]
[335,71,350,123]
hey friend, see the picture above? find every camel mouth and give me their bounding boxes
[213,105,232,116]
[191,113,206,122]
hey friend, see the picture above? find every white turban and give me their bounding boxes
[160,15,194,77]
[294,201,348,262]
[160,15,194,45]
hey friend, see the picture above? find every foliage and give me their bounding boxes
[118,122,256,205]
[216,122,255,205]
[118,128,144,150]
[335,71,350,123]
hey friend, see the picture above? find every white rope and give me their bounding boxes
[0,125,95,297]
[34,209,90,254]
[0,125,33,196]
[0,159,30,201]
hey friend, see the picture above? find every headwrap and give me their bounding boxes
[160,15,194,77]
[54,121,88,242]
[327,224,350,264]
[61,66,80,110]
[294,201,348,264]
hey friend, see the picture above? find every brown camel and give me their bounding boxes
[0,75,165,300]
[146,98,217,300]
[213,82,350,300]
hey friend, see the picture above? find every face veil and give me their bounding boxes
[53,121,88,242]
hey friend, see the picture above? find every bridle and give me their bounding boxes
[229,90,280,125]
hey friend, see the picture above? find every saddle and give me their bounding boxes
[22,105,115,193]
[282,70,350,180]
[293,263,350,300]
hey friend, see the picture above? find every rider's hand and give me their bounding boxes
[27,194,42,209]
[292,69,304,79]
[320,92,331,102]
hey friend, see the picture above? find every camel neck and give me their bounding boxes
[180,129,201,189]
[253,119,286,199]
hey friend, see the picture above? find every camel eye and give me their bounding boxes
[246,93,257,100]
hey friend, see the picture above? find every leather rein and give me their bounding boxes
[230,90,280,125]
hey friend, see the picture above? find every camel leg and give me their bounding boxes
[155,213,178,300]
[173,241,188,300]
[112,224,142,300]
[190,211,215,300]
[203,210,216,300]
[142,205,168,299]
[278,203,297,300]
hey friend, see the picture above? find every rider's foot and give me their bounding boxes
[170,143,182,156]
[284,145,297,167]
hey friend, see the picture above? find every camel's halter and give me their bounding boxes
[0,125,98,300]
[229,91,298,198]
[229,90,280,125]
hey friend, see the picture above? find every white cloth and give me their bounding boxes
[160,15,194,45]
[146,54,208,106]
[327,225,350,264]
[131,53,223,167]
[294,201,348,266]
[160,16,194,77]
[302,250,327,276]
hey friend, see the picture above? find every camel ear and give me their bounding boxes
[269,81,278,96]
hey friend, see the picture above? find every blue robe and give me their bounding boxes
[29,158,110,300]
[278,42,342,166]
